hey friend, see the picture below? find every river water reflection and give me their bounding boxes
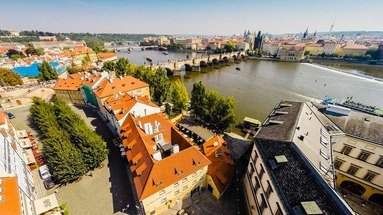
[117,50,383,122]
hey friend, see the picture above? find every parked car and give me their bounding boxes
[5,112,15,119]
[43,177,55,190]
[38,165,51,180]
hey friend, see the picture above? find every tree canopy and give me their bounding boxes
[29,97,108,184]
[190,81,237,132]
[171,79,189,112]
[25,47,45,56]
[0,68,23,86]
[38,60,58,81]
[149,68,171,105]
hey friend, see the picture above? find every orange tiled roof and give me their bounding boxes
[120,113,211,200]
[97,52,116,60]
[0,177,21,215]
[54,76,83,91]
[93,76,149,99]
[203,136,234,193]
[0,112,8,125]
[105,93,158,120]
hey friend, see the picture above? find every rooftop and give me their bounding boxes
[120,113,210,200]
[203,136,234,193]
[315,103,383,145]
[256,101,303,141]
[0,177,21,215]
[178,117,215,142]
[255,138,352,215]
[93,76,148,98]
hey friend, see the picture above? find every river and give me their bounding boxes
[117,50,383,122]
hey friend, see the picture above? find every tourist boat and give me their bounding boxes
[240,117,261,134]
[162,51,169,55]
[236,67,241,71]
[146,57,152,62]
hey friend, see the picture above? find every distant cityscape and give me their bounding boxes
[0,25,383,215]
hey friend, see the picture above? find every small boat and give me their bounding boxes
[146,57,152,62]
[236,67,240,71]
[162,51,169,55]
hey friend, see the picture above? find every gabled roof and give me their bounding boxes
[121,113,210,200]
[0,177,21,215]
[53,76,83,91]
[93,76,149,99]
[203,136,234,193]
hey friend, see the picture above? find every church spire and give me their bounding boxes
[303,28,308,39]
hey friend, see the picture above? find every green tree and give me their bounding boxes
[115,57,129,76]
[67,67,85,74]
[29,97,86,184]
[0,68,23,86]
[149,68,171,105]
[224,42,237,52]
[102,61,116,71]
[6,49,25,60]
[171,79,189,112]
[366,49,381,60]
[53,97,108,170]
[190,81,206,119]
[82,55,91,66]
[38,60,58,81]
[26,47,44,56]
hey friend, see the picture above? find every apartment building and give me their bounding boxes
[120,113,210,214]
[0,112,36,215]
[243,101,354,215]
[277,45,305,62]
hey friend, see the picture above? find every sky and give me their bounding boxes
[1,0,382,35]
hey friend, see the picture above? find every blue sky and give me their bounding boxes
[1,0,382,35]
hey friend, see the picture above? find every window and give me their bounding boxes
[200,175,205,181]
[161,197,167,204]
[320,150,329,160]
[183,185,188,191]
[159,189,165,196]
[334,160,344,169]
[254,177,260,191]
[253,150,258,162]
[259,165,265,179]
[341,145,353,155]
[347,166,359,175]
[174,182,179,188]
[357,151,371,162]
[320,162,329,173]
[320,136,328,147]
[193,180,197,185]
[250,162,255,175]
[183,178,188,183]
[192,172,197,178]
[363,172,377,182]
[174,190,180,195]
[376,157,383,168]
[265,181,273,199]
[275,202,283,215]
[259,194,267,213]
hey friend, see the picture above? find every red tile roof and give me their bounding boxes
[54,76,83,91]
[203,136,234,193]
[93,76,149,99]
[0,177,21,215]
[120,113,210,200]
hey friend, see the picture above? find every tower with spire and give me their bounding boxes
[253,31,263,51]
[303,28,309,39]
[329,20,335,32]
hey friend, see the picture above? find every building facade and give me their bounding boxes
[243,101,354,215]
[278,45,305,61]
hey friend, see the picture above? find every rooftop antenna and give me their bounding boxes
[329,20,335,32]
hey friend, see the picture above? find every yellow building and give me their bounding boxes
[53,73,85,104]
[340,44,369,56]
[120,113,210,214]
[305,43,324,55]
[321,104,383,207]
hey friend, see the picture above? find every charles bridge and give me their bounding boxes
[150,51,247,75]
